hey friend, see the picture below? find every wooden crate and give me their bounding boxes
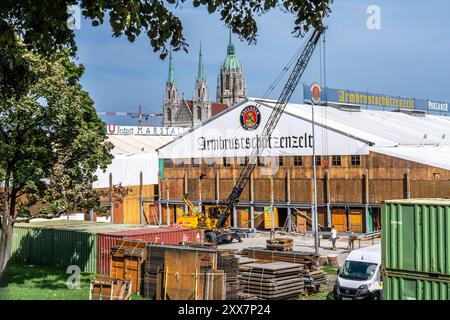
[160,248,218,300]
[110,240,147,294]
[90,276,132,300]
[145,245,220,300]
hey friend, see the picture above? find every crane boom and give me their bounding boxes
[215,29,323,228]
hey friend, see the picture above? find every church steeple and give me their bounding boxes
[227,28,235,55]
[168,50,175,84]
[163,50,178,127]
[217,29,247,107]
[193,43,211,125]
[197,43,205,82]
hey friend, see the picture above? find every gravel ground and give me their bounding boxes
[220,231,381,266]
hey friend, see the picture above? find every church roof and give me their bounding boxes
[211,103,229,116]
[183,100,229,116]
[223,29,241,71]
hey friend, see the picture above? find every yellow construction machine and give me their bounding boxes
[176,193,218,230]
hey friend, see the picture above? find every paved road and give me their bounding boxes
[220,232,381,265]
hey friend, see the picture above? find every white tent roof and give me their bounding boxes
[94,135,175,187]
[108,135,174,154]
[261,99,450,170]
[257,98,450,147]
[158,98,450,170]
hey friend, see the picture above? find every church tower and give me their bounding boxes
[193,44,211,126]
[163,51,179,127]
[216,30,247,107]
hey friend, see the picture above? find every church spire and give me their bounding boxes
[197,43,205,82]
[227,28,235,55]
[168,50,175,84]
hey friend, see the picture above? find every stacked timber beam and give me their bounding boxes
[241,247,327,293]
[239,262,305,300]
[242,247,318,268]
[266,237,294,251]
[303,270,328,293]
[217,250,239,299]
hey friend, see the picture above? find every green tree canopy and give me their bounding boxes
[1,0,331,57]
[0,47,113,272]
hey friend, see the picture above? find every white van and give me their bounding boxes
[333,244,383,300]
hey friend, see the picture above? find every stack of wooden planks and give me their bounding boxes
[303,270,328,292]
[110,240,147,294]
[217,250,239,299]
[239,262,304,300]
[143,245,165,299]
[266,238,294,251]
[89,276,132,300]
[241,247,319,270]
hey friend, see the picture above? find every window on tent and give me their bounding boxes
[294,156,303,167]
[351,155,361,166]
[332,155,342,166]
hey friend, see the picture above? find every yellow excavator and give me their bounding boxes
[179,28,324,244]
[177,193,218,230]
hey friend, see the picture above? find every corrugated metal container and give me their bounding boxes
[382,198,450,276]
[383,270,450,300]
[97,227,204,275]
[11,226,31,263]
[12,221,148,273]
[11,224,98,273]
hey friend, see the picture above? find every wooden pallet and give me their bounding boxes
[90,276,132,300]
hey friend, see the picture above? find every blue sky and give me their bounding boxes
[74,0,450,125]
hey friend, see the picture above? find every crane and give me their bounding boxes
[204,28,324,244]
[97,105,163,126]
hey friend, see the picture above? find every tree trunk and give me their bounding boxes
[0,170,13,278]
[0,224,13,277]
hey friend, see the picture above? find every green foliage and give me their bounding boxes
[0,0,331,59]
[0,1,331,101]
[0,45,113,220]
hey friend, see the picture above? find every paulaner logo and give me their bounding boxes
[240,105,261,131]
[428,100,448,112]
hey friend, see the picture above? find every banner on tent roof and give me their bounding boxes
[106,124,187,136]
[157,102,369,159]
[303,85,450,116]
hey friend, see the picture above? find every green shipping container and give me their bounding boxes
[11,226,31,263]
[11,220,163,273]
[382,198,450,276]
[383,270,450,300]
[11,225,98,274]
